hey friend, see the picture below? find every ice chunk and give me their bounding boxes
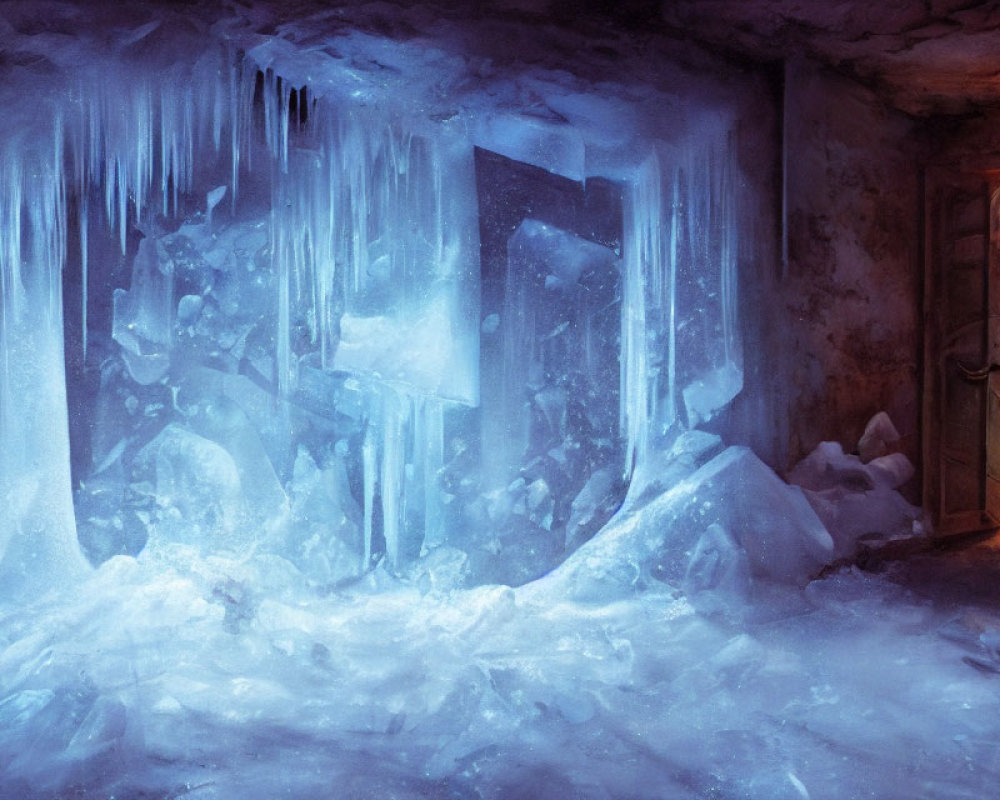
[287,446,363,584]
[858,410,901,463]
[205,184,227,225]
[787,441,876,493]
[683,522,751,619]
[111,236,175,385]
[867,452,915,490]
[64,696,128,763]
[624,429,723,511]
[788,440,925,559]
[333,302,462,400]
[134,424,248,553]
[113,239,173,348]
[683,360,743,427]
[176,293,204,324]
[803,486,925,560]
[474,113,586,181]
[526,446,834,603]
[411,546,470,595]
[565,467,620,550]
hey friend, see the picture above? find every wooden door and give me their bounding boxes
[924,170,1000,535]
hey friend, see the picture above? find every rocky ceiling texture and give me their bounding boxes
[658,0,1000,116]
[3,0,997,117]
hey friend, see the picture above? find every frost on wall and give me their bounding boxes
[0,17,755,596]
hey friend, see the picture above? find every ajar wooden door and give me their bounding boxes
[924,169,1000,536]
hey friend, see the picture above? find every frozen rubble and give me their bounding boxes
[2,542,1000,798]
[524,446,835,609]
[788,415,928,561]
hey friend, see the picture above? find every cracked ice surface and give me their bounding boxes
[2,552,1000,799]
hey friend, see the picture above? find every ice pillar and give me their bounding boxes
[0,137,90,595]
[621,134,743,474]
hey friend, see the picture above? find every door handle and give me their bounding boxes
[957,361,997,382]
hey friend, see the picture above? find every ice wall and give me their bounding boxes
[51,45,482,576]
[0,6,760,593]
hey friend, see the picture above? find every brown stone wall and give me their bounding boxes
[780,59,922,477]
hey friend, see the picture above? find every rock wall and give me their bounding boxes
[779,59,921,482]
[930,108,1000,167]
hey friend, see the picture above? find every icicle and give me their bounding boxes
[117,157,127,254]
[666,174,679,424]
[212,72,223,153]
[381,391,409,570]
[362,422,377,568]
[228,58,241,208]
[80,196,88,361]
[421,398,445,550]
[276,213,292,398]
[620,156,655,474]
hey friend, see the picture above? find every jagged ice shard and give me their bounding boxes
[0,4,975,799]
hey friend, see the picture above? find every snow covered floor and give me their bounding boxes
[2,540,1000,800]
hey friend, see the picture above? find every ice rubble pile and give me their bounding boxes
[520,411,926,619]
[0,543,997,799]
[788,412,927,560]
[524,436,835,615]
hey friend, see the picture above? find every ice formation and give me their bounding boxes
[0,3,966,799]
[0,1,754,588]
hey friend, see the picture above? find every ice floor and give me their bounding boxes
[1,536,999,800]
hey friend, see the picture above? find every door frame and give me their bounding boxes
[922,165,1000,536]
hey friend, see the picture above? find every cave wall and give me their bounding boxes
[778,58,922,478]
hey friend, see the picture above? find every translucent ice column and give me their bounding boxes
[621,135,742,471]
[0,130,90,595]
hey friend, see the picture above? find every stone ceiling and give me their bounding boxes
[657,0,1000,116]
[5,0,999,117]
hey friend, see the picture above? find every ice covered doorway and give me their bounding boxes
[54,42,638,587]
[17,17,750,598]
[474,148,626,559]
